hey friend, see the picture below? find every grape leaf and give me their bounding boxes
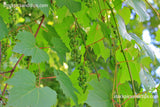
[6,69,57,107]
[0,4,10,23]
[54,70,78,105]
[156,29,160,41]
[85,78,112,107]
[13,31,49,63]
[116,14,132,41]
[56,0,81,13]
[138,93,153,107]
[117,60,141,85]
[126,0,149,22]
[54,16,74,50]
[98,21,111,40]
[43,25,69,64]
[130,33,155,61]
[86,22,105,45]
[139,68,156,91]
[118,82,134,107]
[0,16,8,41]
[141,57,152,69]
[117,15,155,61]
[118,7,131,25]
[86,22,110,60]
[69,67,89,105]
[27,0,51,16]
[113,0,122,11]
[74,3,91,27]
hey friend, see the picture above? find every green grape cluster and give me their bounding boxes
[77,64,88,93]
[68,30,82,64]
[81,0,93,8]
[68,30,88,93]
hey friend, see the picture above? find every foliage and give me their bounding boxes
[0,0,160,107]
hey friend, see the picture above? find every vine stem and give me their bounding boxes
[1,15,45,97]
[106,1,137,107]
[35,15,45,38]
[86,37,105,48]
[40,76,56,80]
[2,54,24,96]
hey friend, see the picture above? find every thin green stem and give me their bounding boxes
[106,1,137,107]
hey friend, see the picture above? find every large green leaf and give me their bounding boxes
[0,16,8,41]
[56,0,81,13]
[6,69,57,107]
[43,25,69,64]
[13,31,49,63]
[54,70,78,105]
[85,78,112,107]
[126,0,149,22]
[27,0,51,16]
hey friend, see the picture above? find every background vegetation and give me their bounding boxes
[0,0,160,107]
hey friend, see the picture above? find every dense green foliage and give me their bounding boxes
[0,0,160,107]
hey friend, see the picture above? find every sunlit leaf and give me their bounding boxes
[139,68,156,91]
[118,82,134,107]
[116,14,132,41]
[138,93,153,107]
[118,7,131,24]
[130,33,155,61]
[117,15,155,60]
[156,29,160,41]
[126,0,150,22]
